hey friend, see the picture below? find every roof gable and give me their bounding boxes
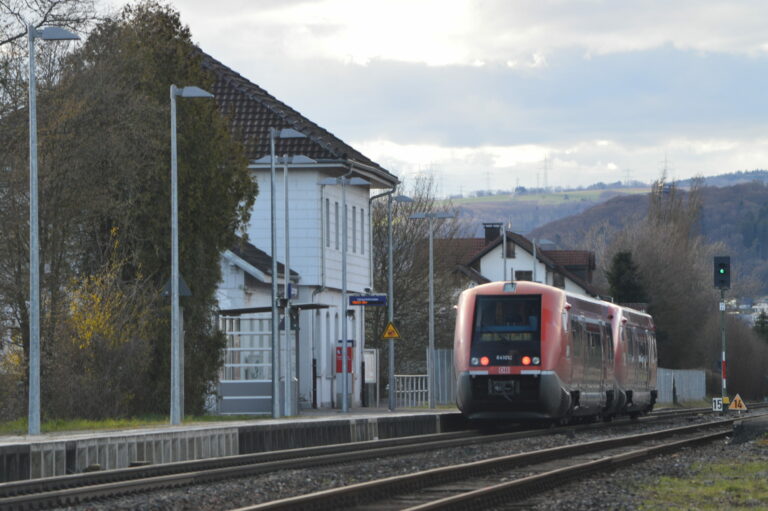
[227,237,298,282]
[201,52,397,187]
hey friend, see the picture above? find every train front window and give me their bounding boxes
[473,295,541,342]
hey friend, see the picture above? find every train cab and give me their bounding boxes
[454,280,645,423]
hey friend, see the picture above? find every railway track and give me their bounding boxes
[231,417,742,511]
[0,407,746,510]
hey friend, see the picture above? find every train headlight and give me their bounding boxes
[532,356,541,365]
[521,356,532,366]
[471,357,479,366]
[480,356,490,366]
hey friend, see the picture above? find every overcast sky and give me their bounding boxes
[147,0,768,196]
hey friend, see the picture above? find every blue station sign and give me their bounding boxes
[349,295,387,306]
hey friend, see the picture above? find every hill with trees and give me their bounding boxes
[527,180,768,398]
[528,181,768,297]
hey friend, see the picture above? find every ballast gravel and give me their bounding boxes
[514,431,768,511]
[55,414,764,511]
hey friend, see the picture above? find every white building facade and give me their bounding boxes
[461,225,599,298]
[205,54,398,413]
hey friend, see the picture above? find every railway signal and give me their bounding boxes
[714,255,731,413]
[714,256,730,289]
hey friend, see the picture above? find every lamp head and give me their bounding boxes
[38,26,80,41]
[177,86,214,98]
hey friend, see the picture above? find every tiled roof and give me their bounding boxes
[230,237,298,279]
[455,264,490,284]
[434,238,488,266]
[200,52,397,186]
[541,250,595,269]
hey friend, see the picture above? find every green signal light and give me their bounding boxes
[719,268,726,274]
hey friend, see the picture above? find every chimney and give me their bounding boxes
[483,222,503,244]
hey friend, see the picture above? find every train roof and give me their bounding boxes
[466,280,566,299]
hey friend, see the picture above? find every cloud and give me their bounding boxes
[173,0,768,67]
[354,136,768,196]
[166,0,768,194]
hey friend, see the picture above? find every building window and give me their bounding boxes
[360,208,365,255]
[334,201,339,250]
[515,270,533,281]
[505,241,515,258]
[553,273,565,288]
[325,198,330,248]
[352,206,357,253]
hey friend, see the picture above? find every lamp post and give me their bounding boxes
[170,84,213,426]
[27,23,79,436]
[409,211,454,409]
[370,191,413,411]
[319,175,369,412]
[269,128,306,418]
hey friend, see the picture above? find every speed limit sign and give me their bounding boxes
[712,397,723,412]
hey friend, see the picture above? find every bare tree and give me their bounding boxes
[0,0,98,115]
[367,175,470,374]
[604,178,722,368]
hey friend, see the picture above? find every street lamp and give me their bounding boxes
[269,127,306,419]
[409,210,455,409]
[319,174,369,412]
[370,191,412,411]
[27,23,79,436]
[170,84,214,426]
[279,152,315,417]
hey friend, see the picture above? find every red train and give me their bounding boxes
[454,281,657,422]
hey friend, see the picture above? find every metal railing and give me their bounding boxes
[395,375,428,408]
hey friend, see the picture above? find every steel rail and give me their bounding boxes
[231,419,738,511]
[0,430,477,498]
[0,407,745,510]
[404,429,730,510]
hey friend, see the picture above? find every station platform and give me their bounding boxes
[0,407,465,482]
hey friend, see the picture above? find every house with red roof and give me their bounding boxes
[456,223,601,297]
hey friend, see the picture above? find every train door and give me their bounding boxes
[638,328,649,389]
[627,327,637,388]
[570,319,585,388]
[602,323,613,388]
[585,323,602,391]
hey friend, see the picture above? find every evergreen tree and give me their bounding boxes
[606,251,647,303]
[0,1,257,418]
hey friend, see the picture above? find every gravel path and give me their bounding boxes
[56,414,760,511]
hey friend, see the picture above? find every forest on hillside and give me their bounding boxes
[529,181,768,296]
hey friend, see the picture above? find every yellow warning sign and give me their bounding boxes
[381,322,401,340]
[728,393,748,411]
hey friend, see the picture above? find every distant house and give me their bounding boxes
[456,223,600,297]
[205,54,399,413]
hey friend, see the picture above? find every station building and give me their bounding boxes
[202,54,398,414]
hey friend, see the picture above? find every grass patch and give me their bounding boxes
[0,414,263,436]
[640,459,768,510]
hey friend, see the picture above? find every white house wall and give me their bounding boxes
[216,165,375,411]
[479,243,548,283]
[476,242,593,297]
[246,168,371,294]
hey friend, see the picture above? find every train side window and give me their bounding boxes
[571,320,583,357]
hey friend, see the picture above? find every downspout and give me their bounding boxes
[369,189,395,290]
[313,181,328,408]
